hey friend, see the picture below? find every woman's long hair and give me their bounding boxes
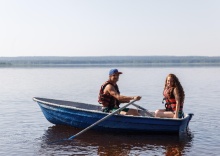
[164,74,185,104]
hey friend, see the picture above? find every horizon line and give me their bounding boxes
[0,55,220,58]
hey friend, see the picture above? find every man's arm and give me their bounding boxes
[104,84,141,103]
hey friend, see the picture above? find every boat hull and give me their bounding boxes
[34,97,193,134]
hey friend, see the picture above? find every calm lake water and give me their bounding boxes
[0,67,219,156]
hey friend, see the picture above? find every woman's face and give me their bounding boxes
[167,76,174,87]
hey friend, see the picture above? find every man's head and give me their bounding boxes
[108,69,122,83]
[109,69,122,76]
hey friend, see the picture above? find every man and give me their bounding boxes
[98,68,142,116]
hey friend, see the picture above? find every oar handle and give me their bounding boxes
[68,99,137,140]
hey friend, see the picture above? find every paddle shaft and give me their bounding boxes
[132,103,154,117]
[68,99,137,140]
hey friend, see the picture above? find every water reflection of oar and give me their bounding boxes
[132,103,154,117]
[67,99,137,140]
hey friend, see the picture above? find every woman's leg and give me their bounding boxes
[155,109,174,118]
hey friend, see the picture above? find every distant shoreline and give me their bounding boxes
[0,56,220,67]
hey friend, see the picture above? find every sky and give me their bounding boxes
[0,0,220,57]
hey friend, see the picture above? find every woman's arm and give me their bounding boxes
[173,88,180,118]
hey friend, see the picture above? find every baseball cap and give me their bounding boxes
[109,69,122,75]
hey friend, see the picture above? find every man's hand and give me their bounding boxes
[133,96,141,101]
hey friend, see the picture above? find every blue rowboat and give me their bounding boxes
[33,97,194,134]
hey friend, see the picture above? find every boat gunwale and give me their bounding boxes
[33,97,106,114]
[33,97,192,121]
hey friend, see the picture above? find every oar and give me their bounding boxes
[132,103,154,117]
[67,99,137,140]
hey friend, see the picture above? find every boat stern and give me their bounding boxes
[179,113,194,134]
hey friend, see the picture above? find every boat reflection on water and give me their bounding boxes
[38,125,194,155]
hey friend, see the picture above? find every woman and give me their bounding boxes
[155,74,185,118]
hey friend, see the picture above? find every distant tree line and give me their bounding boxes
[0,56,220,67]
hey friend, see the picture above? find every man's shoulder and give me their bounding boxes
[104,83,114,89]
[101,81,112,90]
[104,83,117,93]
[102,81,114,86]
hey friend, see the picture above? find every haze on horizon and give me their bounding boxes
[0,0,220,57]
